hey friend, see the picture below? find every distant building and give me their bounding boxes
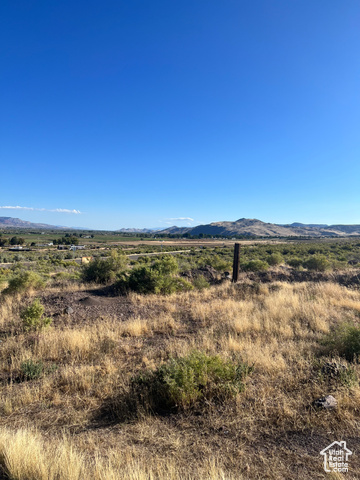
[69,245,86,251]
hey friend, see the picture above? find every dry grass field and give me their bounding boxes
[1,276,360,479]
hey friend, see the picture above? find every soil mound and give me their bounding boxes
[78,296,102,306]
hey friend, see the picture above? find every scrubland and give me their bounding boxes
[0,273,360,479]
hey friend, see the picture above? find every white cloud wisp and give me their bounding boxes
[0,206,82,214]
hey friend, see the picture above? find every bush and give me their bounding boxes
[152,256,178,276]
[81,250,127,284]
[20,360,44,380]
[322,322,360,362]
[82,257,115,284]
[3,271,45,294]
[304,255,330,272]
[267,252,283,266]
[192,275,210,290]
[20,299,52,331]
[125,266,193,295]
[117,256,192,295]
[20,359,57,381]
[131,351,253,412]
[287,257,303,268]
[241,260,269,272]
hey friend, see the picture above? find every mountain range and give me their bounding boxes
[2,216,360,237]
[0,217,65,229]
[160,218,360,237]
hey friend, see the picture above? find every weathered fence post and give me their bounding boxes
[232,243,240,283]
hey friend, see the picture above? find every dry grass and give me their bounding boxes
[1,280,360,478]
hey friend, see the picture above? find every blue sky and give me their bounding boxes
[1,1,360,229]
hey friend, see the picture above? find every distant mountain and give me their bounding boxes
[160,218,360,237]
[3,216,360,237]
[116,227,164,233]
[287,223,329,228]
[0,217,66,229]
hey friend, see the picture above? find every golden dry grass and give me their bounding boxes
[0,280,360,478]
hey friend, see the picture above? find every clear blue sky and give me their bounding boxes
[1,1,360,229]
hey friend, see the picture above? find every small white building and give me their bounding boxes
[69,245,86,251]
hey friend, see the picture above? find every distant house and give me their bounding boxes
[69,245,86,251]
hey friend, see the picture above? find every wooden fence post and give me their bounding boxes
[232,243,240,283]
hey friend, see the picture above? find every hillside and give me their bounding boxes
[161,218,360,237]
[0,217,64,229]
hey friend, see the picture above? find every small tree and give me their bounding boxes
[20,299,52,331]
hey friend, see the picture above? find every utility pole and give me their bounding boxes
[232,243,240,283]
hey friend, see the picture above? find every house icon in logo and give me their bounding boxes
[320,441,352,473]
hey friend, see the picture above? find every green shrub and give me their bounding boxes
[81,257,115,284]
[81,250,127,284]
[287,257,303,268]
[267,253,283,266]
[208,255,232,272]
[241,260,269,272]
[304,255,330,272]
[131,351,253,412]
[192,275,210,290]
[322,323,360,362]
[20,360,44,380]
[3,271,45,294]
[125,266,193,295]
[117,256,192,295]
[160,276,193,295]
[20,299,52,331]
[127,266,161,294]
[338,366,357,387]
[152,256,178,276]
[19,359,58,381]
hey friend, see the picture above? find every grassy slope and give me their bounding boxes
[0,280,360,479]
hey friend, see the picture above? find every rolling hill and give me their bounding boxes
[160,218,360,237]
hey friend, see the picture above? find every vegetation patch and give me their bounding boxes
[130,351,253,413]
[322,322,360,362]
[81,250,127,284]
[116,256,193,295]
[20,298,52,331]
[241,259,269,272]
[3,270,45,294]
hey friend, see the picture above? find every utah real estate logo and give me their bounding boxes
[320,441,352,473]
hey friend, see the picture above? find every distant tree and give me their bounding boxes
[10,236,25,245]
